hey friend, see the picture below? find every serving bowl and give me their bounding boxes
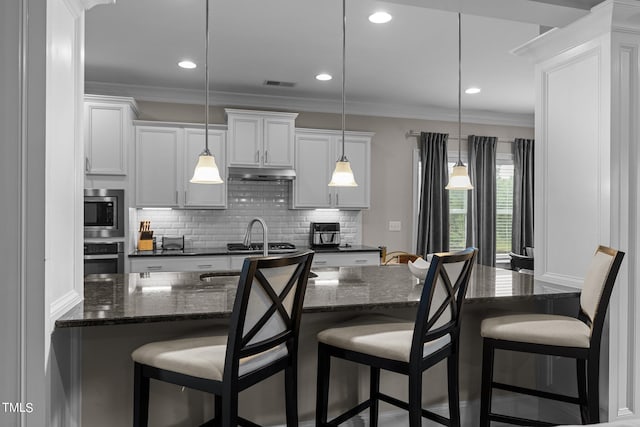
[408,257,430,281]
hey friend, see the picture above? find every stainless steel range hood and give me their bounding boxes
[227,167,296,181]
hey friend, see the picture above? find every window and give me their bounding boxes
[448,161,467,251]
[412,150,514,261]
[495,162,514,257]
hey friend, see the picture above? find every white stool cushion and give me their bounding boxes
[317,316,451,363]
[481,314,591,348]
[131,333,288,381]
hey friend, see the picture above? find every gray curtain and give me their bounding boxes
[512,138,534,255]
[417,132,449,256]
[466,135,497,266]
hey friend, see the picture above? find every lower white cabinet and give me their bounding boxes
[134,122,227,208]
[293,128,372,209]
[130,256,230,273]
[130,251,380,272]
[311,252,380,268]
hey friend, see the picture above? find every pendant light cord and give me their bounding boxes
[457,12,462,165]
[340,0,346,161]
[204,0,210,154]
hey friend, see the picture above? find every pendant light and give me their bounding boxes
[190,0,223,184]
[328,0,358,187]
[445,13,473,190]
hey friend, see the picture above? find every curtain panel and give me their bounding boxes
[512,138,534,255]
[466,135,497,266]
[416,132,449,256]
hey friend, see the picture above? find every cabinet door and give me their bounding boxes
[293,132,333,208]
[263,117,295,167]
[135,126,180,207]
[335,136,371,209]
[227,114,262,166]
[85,102,129,175]
[184,129,227,208]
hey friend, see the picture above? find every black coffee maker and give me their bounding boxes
[310,222,340,248]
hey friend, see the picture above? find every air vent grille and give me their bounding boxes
[263,80,296,88]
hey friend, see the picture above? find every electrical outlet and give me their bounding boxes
[389,221,401,232]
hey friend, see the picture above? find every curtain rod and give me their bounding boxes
[405,130,514,144]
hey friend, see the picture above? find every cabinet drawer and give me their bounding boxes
[130,256,230,273]
[311,252,380,267]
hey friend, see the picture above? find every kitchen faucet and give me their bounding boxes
[243,217,269,256]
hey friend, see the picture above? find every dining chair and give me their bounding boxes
[315,247,477,427]
[480,245,624,426]
[131,251,314,427]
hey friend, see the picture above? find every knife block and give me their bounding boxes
[138,231,154,251]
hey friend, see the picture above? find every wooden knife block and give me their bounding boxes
[138,231,154,251]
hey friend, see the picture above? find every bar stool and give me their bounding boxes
[480,245,624,426]
[316,248,477,427]
[131,251,314,427]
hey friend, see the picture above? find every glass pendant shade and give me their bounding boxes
[191,0,223,185]
[190,149,223,184]
[445,161,473,190]
[329,159,358,187]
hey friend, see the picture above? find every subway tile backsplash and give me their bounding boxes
[134,181,362,249]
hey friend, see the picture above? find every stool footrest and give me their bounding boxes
[493,381,581,405]
[489,412,556,426]
[378,393,450,425]
[327,400,371,426]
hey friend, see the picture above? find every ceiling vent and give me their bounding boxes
[263,80,296,88]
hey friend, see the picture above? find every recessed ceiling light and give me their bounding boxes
[465,87,481,94]
[178,60,197,69]
[316,73,333,81]
[369,11,392,24]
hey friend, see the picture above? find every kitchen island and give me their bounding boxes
[56,265,582,426]
[57,264,578,328]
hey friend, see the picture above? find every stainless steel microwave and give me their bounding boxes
[84,189,124,238]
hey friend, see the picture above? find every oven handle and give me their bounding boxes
[84,254,120,260]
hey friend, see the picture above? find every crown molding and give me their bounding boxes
[85,81,534,128]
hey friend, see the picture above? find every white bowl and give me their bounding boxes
[408,257,430,281]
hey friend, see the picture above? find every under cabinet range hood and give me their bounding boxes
[227,167,296,181]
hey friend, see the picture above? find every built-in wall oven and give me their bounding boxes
[84,189,124,238]
[84,242,125,274]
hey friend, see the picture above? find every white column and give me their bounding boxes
[514,0,640,420]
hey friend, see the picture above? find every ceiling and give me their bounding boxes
[84,0,602,126]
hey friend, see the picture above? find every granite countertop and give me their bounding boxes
[56,265,580,328]
[129,245,381,257]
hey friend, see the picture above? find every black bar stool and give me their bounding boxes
[315,248,477,427]
[131,251,314,427]
[480,245,624,426]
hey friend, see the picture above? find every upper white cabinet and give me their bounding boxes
[226,109,298,168]
[134,122,227,208]
[84,95,138,176]
[293,128,372,209]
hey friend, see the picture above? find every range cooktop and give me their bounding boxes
[227,242,297,253]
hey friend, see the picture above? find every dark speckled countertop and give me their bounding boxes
[56,265,580,328]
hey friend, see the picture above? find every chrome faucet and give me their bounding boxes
[243,217,269,256]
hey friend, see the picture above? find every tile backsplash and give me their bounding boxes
[133,181,361,249]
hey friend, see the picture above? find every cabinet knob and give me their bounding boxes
[255,150,260,163]
[264,150,268,164]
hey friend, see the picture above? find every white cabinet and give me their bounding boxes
[134,122,227,208]
[226,109,298,168]
[135,126,181,207]
[130,256,230,273]
[311,252,380,268]
[84,95,138,176]
[184,128,227,207]
[293,128,372,209]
